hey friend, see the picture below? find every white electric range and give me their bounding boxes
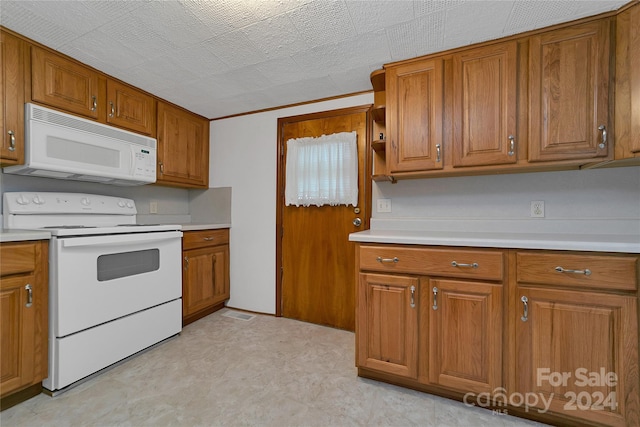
[3,192,183,393]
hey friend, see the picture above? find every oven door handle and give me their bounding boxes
[61,231,183,248]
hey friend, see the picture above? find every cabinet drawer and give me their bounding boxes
[359,245,504,280]
[516,251,638,291]
[183,229,229,250]
[0,242,36,276]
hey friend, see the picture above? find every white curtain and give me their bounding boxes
[285,131,358,207]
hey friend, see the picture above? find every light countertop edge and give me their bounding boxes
[181,223,231,231]
[349,229,640,253]
[1,229,52,243]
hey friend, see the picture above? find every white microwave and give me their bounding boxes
[3,103,157,186]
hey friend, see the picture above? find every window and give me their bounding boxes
[285,131,358,207]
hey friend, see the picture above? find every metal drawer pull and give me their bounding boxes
[203,237,215,241]
[451,261,478,269]
[376,257,399,264]
[410,285,416,308]
[555,266,591,276]
[91,96,97,112]
[25,284,33,308]
[436,143,441,162]
[8,130,16,151]
[520,296,528,322]
[508,135,515,156]
[109,101,115,118]
[432,287,438,310]
[598,125,607,149]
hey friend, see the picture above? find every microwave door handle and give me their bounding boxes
[61,231,182,248]
[131,147,136,174]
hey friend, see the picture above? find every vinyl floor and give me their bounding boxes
[1,309,547,427]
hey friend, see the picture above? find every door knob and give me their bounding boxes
[353,218,362,227]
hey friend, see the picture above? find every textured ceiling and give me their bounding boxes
[0,0,628,119]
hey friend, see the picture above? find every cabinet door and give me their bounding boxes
[614,3,640,159]
[386,59,443,173]
[0,275,37,397]
[357,273,419,378]
[529,20,610,162]
[106,80,156,136]
[427,279,502,393]
[157,101,209,188]
[452,42,517,167]
[183,245,229,318]
[1,31,25,166]
[513,287,638,426]
[31,46,104,119]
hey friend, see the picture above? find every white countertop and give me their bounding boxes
[180,223,231,231]
[0,229,52,243]
[349,229,640,253]
[349,218,640,253]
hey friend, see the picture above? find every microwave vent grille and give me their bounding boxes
[29,104,156,149]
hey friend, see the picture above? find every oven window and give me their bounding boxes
[97,249,159,281]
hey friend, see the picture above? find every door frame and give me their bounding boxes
[275,105,373,316]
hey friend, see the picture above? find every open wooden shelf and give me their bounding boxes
[372,106,385,123]
[371,140,386,153]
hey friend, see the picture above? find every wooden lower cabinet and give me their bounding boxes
[356,243,640,426]
[0,241,48,409]
[357,273,418,379]
[512,287,638,426]
[182,229,229,326]
[426,278,503,394]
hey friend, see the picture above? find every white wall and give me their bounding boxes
[372,167,640,221]
[210,93,374,314]
[212,92,640,315]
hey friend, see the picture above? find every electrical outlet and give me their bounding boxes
[377,198,392,213]
[530,201,544,218]
[149,201,158,214]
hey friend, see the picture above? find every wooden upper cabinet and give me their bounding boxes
[614,2,640,159]
[452,41,518,167]
[106,80,156,136]
[1,30,25,166]
[386,59,444,173]
[528,19,611,162]
[156,101,209,188]
[31,46,105,120]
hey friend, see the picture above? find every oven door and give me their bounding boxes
[51,230,182,338]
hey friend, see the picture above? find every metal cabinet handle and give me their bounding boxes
[508,135,515,156]
[25,284,33,308]
[555,266,591,276]
[203,237,215,241]
[184,256,189,270]
[410,285,416,308]
[451,261,479,269]
[109,101,115,118]
[91,96,97,112]
[520,296,528,322]
[436,143,441,163]
[432,287,438,310]
[598,125,607,149]
[159,162,164,174]
[376,256,399,264]
[7,130,16,151]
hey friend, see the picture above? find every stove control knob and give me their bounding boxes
[32,195,45,205]
[126,201,134,209]
[117,200,126,208]
[16,195,30,205]
[81,197,91,206]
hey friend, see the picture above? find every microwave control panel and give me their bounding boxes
[132,147,157,180]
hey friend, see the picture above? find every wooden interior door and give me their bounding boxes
[277,106,370,331]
